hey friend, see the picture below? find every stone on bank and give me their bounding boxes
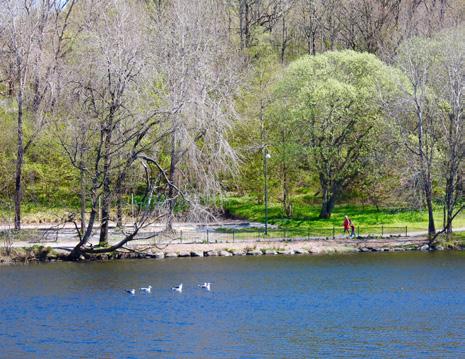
[219,250,233,257]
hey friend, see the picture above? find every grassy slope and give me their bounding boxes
[3,196,464,235]
[223,196,465,233]
[0,202,79,224]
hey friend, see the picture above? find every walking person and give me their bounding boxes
[350,219,355,239]
[343,216,351,238]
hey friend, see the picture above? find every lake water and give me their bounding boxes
[1,252,465,357]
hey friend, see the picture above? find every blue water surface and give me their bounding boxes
[0,252,465,357]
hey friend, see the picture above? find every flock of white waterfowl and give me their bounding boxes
[125,282,211,295]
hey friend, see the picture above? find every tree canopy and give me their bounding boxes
[273,50,399,218]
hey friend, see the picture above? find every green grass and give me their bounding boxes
[0,197,135,225]
[434,231,465,249]
[451,232,465,247]
[2,195,464,237]
[223,196,465,234]
[0,204,74,224]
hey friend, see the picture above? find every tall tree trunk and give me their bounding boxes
[115,171,126,228]
[424,170,436,237]
[239,0,245,49]
[167,131,177,231]
[426,188,436,236]
[99,121,113,246]
[443,111,461,237]
[14,88,24,230]
[282,163,290,217]
[69,197,98,260]
[280,16,287,64]
[319,182,339,219]
[319,190,337,219]
[281,130,291,217]
[116,194,123,228]
[99,170,111,246]
[79,164,86,234]
[244,0,250,48]
[70,134,105,259]
[416,104,435,237]
[238,0,251,49]
[444,171,455,236]
[310,30,317,55]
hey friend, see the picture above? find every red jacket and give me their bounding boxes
[343,218,350,230]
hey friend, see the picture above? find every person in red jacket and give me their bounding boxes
[343,216,351,238]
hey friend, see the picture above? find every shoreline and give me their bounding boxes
[1,235,460,265]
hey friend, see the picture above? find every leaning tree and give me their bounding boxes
[56,0,241,259]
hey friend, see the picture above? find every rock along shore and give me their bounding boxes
[0,235,457,265]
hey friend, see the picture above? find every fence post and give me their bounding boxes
[357,226,360,239]
[381,225,384,237]
[206,229,209,243]
[180,230,183,244]
[405,226,408,237]
[332,225,335,239]
[232,230,235,243]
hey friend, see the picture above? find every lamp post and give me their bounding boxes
[264,149,271,235]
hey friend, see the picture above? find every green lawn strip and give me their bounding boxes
[223,196,465,235]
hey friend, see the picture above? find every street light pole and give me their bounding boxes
[264,149,271,235]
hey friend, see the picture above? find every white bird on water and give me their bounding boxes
[140,285,152,294]
[126,289,136,295]
[198,282,211,291]
[172,283,183,293]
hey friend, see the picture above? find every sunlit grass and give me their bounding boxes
[2,196,464,235]
[223,196,465,233]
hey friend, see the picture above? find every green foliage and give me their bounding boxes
[25,134,78,206]
[231,30,283,201]
[271,50,401,216]
[0,104,18,197]
[0,100,79,214]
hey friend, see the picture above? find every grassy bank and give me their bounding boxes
[2,196,464,237]
[436,231,465,249]
[223,196,465,234]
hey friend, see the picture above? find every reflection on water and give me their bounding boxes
[1,252,465,357]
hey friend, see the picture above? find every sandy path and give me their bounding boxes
[3,221,462,255]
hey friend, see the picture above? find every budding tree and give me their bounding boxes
[275,50,398,218]
[0,0,76,230]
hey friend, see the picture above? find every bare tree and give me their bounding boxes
[341,0,402,54]
[0,0,76,230]
[393,36,440,237]
[226,0,295,49]
[51,0,242,259]
[298,0,323,55]
[150,0,242,230]
[433,28,465,237]
[55,0,157,254]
